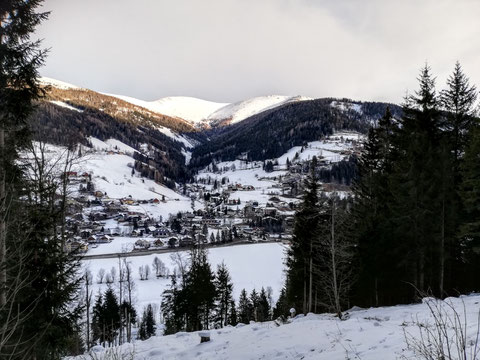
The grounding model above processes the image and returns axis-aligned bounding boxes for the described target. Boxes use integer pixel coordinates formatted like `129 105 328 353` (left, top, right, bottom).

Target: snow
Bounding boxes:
105 93 228 124
72 293 480 360
331 100 363 114
86 137 136 155
71 152 189 203
83 242 286 311
40 76 80 90
49 100 84 112
208 95 312 125
155 126 196 148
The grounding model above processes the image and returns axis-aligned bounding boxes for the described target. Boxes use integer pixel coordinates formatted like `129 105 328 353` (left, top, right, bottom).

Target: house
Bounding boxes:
87 235 97 243
179 236 194 247
94 191 105 198
152 226 170 237
97 234 112 243
134 239 150 250
153 238 166 248
64 240 88 253
263 207 277 217
195 233 207 244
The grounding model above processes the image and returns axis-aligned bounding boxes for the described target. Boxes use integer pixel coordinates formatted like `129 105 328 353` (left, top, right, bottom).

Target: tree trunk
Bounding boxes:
0 16 6 308
308 242 313 313
0 126 5 308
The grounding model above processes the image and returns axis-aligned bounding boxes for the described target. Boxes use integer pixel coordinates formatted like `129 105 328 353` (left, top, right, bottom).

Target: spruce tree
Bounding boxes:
102 288 121 346
388 64 444 299
139 304 156 340
285 156 320 313
214 262 233 328
237 289 252 324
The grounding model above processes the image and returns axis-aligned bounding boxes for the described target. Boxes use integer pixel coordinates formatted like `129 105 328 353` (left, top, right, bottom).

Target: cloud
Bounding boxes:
36 0 480 104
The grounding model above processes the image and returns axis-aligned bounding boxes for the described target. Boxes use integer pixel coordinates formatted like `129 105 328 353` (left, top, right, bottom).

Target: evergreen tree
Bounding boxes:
273 287 289 319
237 289 252 324
250 289 259 321
285 157 320 313
352 108 397 306
91 292 104 345
214 262 233 328
257 288 271 322
440 62 477 171
183 247 216 331
138 304 156 340
102 288 121 346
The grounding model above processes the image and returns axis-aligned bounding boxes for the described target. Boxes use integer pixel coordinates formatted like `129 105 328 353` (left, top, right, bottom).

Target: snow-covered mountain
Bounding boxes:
41 76 312 127
105 94 229 125
107 93 311 127
208 95 312 126
39 76 80 90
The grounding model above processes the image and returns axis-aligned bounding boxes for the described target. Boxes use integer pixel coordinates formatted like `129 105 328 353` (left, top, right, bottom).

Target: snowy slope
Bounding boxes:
40 76 80 90
208 95 312 125
73 294 480 360
106 94 228 125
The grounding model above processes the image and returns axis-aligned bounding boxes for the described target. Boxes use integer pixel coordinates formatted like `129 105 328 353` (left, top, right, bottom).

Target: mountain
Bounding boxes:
34 77 402 186
105 94 229 126
189 98 402 170
207 95 312 127
33 78 202 187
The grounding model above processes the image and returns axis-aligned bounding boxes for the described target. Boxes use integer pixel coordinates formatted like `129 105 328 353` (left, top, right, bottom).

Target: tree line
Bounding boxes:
161 248 281 334
284 62 480 317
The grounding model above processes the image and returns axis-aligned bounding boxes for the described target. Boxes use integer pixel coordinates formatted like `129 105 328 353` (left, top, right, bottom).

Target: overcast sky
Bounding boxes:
35 0 480 104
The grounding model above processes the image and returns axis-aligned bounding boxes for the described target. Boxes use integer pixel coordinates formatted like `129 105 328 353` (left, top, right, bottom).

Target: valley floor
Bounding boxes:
74 294 480 360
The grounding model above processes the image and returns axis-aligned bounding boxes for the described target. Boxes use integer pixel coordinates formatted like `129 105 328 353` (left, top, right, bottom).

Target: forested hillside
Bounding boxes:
189 98 401 170
28 87 207 185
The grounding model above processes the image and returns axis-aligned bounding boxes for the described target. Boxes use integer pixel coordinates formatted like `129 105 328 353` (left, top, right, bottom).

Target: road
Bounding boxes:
80 239 285 260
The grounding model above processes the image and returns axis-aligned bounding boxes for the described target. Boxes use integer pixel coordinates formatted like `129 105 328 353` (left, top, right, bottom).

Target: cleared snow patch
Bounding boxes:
49 100 83 113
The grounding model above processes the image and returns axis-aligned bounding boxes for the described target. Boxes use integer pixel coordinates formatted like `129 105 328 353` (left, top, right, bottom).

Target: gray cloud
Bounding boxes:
35 0 480 104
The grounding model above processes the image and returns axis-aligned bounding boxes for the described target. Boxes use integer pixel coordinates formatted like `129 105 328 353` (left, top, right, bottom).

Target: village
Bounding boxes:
62 132 363 257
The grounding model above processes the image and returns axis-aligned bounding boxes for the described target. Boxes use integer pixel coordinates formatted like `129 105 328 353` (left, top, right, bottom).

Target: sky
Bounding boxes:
35 0 480 104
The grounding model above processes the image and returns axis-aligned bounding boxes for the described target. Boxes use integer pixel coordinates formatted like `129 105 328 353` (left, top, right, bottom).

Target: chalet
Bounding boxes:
201 219 221 226
195 233 207 244
134 239 150 249
64 240 88 253
153 238 166 248
263 208 277 217
97 234 112 243
110 227 122 236
87 235 97 243
94 191 105 198
179 236 194 247
243 205 256 218
152 227 170 237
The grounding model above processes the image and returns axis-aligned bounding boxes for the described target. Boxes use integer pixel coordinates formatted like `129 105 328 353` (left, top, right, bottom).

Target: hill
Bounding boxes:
189 98 402 170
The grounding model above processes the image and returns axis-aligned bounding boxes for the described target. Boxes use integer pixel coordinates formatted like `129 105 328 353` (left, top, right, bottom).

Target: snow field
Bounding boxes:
82 243 287 314
74 294 480 360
